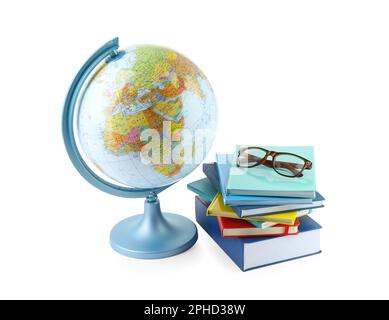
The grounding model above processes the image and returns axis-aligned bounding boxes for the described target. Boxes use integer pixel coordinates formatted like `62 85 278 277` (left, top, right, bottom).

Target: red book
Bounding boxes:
217 217 300 238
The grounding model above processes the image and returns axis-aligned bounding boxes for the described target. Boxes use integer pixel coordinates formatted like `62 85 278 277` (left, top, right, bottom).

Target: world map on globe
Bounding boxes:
77 45 217 189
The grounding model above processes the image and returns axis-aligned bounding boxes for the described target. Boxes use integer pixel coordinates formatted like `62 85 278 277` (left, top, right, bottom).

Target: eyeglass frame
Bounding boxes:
236 146 313 178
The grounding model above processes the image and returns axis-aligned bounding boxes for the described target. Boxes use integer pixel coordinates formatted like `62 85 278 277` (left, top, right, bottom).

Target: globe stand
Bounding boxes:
62 38 202 260
110 192 198 259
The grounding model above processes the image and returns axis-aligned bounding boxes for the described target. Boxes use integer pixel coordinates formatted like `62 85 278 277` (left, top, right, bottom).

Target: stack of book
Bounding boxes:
187 146 325 271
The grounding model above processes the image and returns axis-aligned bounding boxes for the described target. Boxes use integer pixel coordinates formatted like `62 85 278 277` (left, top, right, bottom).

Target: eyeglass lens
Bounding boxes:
238 148 266 167
273 154 305 177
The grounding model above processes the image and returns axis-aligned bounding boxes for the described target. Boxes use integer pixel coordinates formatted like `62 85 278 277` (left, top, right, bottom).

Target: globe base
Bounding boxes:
110 193 198 259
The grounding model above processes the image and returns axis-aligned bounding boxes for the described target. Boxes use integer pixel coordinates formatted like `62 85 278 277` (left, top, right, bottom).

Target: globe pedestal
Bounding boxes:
110 193 198 259
63 38 215 261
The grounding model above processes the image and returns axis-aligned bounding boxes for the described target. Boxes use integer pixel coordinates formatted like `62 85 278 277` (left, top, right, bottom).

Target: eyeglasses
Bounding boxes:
236 146 313 178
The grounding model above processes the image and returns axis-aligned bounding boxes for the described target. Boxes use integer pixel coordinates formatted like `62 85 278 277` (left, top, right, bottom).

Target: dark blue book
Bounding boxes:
195 196 322 271
233 193 324 217
203 162 324 216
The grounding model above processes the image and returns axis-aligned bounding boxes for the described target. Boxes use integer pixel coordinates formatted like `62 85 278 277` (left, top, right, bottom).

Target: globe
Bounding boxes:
77 44 217 190
63 38 217 259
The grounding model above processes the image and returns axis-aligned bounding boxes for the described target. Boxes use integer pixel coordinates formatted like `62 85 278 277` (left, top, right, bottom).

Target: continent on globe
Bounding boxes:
103 46 203 177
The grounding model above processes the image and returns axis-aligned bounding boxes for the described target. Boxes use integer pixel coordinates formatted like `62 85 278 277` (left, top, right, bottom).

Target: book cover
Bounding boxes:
208 192 303 225
226 146 316 198
218 216 300 238
195 196 322 271
203 161 312 206
187 178 217 202
233 192 324 217
207 193 279 228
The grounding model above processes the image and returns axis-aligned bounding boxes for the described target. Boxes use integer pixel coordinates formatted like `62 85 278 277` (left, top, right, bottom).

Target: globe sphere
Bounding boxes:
75 45 217 190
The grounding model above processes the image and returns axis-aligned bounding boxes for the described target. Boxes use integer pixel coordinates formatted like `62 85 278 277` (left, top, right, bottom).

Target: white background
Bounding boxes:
0 0 388 299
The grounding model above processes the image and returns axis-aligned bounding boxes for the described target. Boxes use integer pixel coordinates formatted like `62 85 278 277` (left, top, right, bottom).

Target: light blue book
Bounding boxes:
211 156 313 206
225 146 316 198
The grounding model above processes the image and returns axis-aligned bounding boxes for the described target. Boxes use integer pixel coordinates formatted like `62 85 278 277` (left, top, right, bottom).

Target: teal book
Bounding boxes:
247 220 278 229
187 178 217 202
225 146 316 198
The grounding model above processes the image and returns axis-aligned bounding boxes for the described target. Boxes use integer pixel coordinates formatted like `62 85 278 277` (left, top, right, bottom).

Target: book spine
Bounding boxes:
203 163 222 194
195 196 245 271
